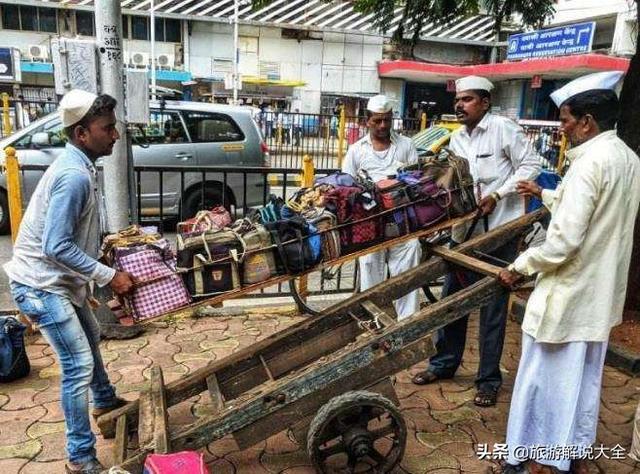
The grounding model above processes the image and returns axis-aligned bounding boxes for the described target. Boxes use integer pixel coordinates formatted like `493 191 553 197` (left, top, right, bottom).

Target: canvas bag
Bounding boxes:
314 171 357 188
398 170 451 229
264 217 321 274
143 451 210 474
302 208 341 262
324 185 382 253
114 242 191 322
177 206 232 236
408 148 476 218
232 218 279 285
176 230 245 298
0 316 30 383
375 177 414 239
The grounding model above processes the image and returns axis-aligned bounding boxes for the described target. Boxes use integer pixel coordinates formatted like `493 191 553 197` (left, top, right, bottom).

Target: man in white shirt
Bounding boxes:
342 95 421 319
497 72 640 474
412 76 540 408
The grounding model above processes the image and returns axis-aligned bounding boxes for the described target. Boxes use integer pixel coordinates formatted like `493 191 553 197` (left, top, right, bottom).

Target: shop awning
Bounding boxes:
378 54 630 83
241 77 306 87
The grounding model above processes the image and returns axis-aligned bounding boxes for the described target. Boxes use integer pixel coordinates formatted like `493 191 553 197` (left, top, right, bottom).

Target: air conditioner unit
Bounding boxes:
130 51 150 68
28 44 49 62
156 53 175 69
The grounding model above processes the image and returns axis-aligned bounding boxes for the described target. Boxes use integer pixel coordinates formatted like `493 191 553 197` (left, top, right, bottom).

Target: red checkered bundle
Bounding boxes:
114 241 191 322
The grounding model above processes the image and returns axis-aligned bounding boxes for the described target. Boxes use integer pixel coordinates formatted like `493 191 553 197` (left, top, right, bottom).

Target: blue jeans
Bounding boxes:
10 282 116 464
428 242 517 393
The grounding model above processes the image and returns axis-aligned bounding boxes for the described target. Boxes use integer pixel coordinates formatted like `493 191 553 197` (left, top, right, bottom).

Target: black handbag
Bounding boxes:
0 316 30 383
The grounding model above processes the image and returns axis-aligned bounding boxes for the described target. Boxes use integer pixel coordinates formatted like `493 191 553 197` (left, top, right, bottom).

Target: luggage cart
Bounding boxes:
99 209 545 474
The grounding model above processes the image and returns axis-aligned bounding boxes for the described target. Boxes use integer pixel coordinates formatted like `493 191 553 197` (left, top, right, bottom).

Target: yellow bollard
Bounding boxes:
4 147 23 242
420 112 427 131
1 93 11 137
557 133 568 175
297 154 315 303
337 105 346 169
301 154 315 187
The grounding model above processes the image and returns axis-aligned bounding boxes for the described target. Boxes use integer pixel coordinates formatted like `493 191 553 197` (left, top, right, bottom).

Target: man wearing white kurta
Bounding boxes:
342 95 421 320
412 76 540 408
498 71 640 474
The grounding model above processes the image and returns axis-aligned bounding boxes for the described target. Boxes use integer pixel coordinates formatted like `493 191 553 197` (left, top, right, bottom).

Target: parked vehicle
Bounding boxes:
0 100 270 233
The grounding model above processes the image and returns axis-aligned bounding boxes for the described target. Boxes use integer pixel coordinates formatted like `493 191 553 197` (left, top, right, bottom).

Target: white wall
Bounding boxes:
188 23 383 112
550 0 632 24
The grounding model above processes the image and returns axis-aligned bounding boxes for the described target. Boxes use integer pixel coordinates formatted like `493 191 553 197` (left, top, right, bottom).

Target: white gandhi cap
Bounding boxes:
367 95 393 113
455 75 494 93
549 71 624 107
59 89 99 127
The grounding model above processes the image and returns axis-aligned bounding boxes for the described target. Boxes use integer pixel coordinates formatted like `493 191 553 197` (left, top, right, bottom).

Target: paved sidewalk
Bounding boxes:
0 306 638 473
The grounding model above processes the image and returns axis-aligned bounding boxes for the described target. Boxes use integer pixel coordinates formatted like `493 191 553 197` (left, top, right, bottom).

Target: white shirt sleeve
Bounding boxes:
407 140 419 165
342 144 359 177
541 188 560 211
496 122 542 199
513 157 600 276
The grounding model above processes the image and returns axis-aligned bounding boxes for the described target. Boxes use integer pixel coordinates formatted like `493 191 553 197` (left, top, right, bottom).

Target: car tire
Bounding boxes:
0 191 11 235
181 185 233 221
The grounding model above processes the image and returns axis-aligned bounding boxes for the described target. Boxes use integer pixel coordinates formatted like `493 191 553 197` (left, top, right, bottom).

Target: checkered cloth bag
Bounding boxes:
114 242 191 322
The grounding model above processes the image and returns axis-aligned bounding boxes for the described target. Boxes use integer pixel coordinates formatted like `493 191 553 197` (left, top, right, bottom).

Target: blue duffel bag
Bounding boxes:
0 316 30 383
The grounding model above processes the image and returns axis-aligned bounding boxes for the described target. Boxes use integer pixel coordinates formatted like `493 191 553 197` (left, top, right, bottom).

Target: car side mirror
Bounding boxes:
31 132 51 147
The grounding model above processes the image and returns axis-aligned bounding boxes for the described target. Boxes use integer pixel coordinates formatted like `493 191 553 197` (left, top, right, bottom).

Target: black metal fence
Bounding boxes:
0 98 59 138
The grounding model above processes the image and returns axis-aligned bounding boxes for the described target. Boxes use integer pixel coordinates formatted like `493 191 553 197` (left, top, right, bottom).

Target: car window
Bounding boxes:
133 110 188 145
12 119 67 149
183 112 244 143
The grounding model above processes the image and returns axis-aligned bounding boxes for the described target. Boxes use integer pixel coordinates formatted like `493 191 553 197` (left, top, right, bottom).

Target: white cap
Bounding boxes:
550 71 624 107
455 76 494 93
367 95 393 113
59 89 98 127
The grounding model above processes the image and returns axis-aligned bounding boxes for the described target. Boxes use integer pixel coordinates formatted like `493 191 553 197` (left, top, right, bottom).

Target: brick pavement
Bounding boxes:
1 306 638 473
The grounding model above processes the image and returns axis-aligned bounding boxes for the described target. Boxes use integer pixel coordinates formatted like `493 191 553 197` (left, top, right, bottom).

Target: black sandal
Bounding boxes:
411 370 440 385
474 389 498 407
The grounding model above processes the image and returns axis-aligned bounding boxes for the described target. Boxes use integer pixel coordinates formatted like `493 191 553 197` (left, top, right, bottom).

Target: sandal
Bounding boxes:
474 389 498 407
411 370 441 385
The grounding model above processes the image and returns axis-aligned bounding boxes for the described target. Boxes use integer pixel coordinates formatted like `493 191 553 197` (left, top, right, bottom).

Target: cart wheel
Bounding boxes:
290 262 359 316
306 390 407 473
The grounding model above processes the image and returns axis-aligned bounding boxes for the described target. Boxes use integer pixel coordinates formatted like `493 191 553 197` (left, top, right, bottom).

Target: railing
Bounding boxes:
519 120 566 173
0 97 59 138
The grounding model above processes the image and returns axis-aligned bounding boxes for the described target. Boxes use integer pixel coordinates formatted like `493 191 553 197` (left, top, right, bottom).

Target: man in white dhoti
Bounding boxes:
341 95 421 319
497 71 640 474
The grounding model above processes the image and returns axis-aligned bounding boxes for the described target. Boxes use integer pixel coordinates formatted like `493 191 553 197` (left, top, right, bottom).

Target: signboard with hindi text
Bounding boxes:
507 22 596 61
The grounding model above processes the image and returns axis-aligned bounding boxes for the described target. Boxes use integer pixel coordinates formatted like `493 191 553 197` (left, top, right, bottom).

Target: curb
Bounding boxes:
267 174 302 187
510 296 640 375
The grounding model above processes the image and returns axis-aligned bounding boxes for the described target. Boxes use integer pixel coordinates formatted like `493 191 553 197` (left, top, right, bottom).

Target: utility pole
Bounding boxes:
94 1 129 231
232 0 239 104
150 0 157 100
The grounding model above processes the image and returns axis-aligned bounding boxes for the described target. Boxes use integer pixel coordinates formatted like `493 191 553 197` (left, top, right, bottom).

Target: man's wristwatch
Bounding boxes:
490 191 501 202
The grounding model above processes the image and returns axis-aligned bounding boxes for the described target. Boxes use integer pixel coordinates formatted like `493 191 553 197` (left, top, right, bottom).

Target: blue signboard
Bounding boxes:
0 47 15 82
507 22 596 61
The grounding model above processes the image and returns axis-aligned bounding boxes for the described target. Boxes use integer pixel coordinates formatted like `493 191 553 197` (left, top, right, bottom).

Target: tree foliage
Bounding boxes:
351 0 555 46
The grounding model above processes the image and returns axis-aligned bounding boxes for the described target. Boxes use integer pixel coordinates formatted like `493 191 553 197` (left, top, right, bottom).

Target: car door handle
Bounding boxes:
174 153 192 161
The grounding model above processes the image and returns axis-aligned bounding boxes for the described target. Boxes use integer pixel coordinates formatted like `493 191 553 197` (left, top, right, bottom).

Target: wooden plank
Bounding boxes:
137 390 154 448
218 320 360 399
259 355 275 381
97 209 547 439
113 414 129 465
287 377 398 447
430 245 504 277
206 373 225 415
360 300 397 329
150 366 170 454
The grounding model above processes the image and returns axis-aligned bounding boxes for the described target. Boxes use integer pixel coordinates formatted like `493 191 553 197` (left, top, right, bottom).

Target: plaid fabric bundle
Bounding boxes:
114 243 191 322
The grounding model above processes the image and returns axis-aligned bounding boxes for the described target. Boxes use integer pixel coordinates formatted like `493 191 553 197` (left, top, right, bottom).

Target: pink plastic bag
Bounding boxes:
143 451 209 474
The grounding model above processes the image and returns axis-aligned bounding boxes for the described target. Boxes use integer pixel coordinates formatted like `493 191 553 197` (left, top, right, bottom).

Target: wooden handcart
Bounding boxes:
99 209 546 474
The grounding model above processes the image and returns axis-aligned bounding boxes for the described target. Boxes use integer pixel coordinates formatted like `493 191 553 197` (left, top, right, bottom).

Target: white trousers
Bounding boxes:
506 332 607 471
358 239 421 320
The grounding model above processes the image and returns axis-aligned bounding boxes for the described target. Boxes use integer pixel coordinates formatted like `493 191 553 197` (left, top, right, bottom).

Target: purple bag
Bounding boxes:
114 243 191 322
314 171 357 188
399 172 451 229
